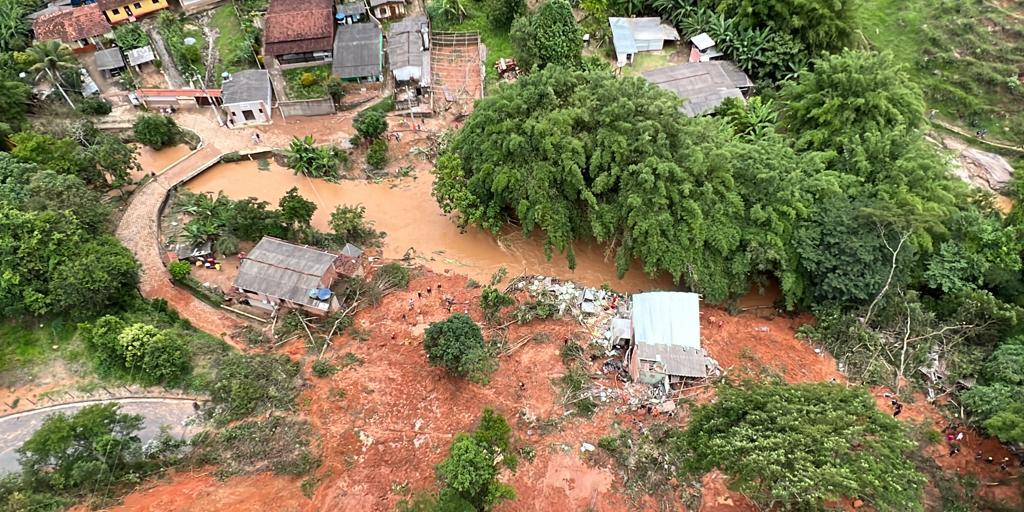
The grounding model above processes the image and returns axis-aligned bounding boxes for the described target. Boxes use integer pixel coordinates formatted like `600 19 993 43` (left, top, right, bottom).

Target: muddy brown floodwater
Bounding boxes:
186 159 677 292
134 144 193 179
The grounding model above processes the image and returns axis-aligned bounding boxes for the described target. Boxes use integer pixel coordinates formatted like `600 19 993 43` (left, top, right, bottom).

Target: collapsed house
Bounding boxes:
233 237 341 316
626 292 708 391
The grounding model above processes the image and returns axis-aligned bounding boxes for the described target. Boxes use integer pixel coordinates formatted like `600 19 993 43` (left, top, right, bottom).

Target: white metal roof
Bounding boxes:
690 32 715 51
632 292 700 349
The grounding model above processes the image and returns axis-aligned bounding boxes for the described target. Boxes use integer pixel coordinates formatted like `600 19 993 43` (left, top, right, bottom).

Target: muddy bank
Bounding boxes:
185 159 677 292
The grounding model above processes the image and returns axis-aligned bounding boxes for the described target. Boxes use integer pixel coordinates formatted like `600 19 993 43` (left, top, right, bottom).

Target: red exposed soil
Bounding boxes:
105 471 308 512
102 270 1023 512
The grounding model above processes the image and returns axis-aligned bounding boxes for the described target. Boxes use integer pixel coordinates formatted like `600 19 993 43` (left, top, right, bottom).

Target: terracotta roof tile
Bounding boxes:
33 4 111 44
263 0 333 54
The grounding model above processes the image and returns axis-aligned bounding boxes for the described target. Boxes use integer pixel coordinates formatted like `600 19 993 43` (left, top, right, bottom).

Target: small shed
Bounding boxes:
641 61 753 117
220 69 272 128
627 292 707 388
234 237 341 316
125 45 156 68
332 23 382 81
609 17 680 67
688 32 723 62
175 240 213 260
94 47 125 76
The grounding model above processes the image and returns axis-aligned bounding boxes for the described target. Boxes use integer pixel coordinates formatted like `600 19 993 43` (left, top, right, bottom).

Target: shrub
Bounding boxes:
423 313 496 383
113 23 150 50
282 135 342 179
354 109 388 140
311 359 337 377
300 72 316 87
325 77 346 102
76 97 112 116
169 260 191 281
479 286 515 322
366 139 389 169
133 114 179 149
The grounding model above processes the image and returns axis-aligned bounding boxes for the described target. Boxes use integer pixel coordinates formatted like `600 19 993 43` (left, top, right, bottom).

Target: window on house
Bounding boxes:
134 2 142 8
111 7 120 14
152 0 159 3
243 110 256 121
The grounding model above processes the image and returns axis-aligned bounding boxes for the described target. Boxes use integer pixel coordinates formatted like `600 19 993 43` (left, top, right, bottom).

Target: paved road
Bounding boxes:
115 144 244 348
0 398 202 474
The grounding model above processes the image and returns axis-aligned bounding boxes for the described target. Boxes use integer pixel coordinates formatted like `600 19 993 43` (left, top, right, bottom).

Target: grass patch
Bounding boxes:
283 64 332 100
620 49 677 77
210 5 256 85
856 0 1024 141
0 320 78 372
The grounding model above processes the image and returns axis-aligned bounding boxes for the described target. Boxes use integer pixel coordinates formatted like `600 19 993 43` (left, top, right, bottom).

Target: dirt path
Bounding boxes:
931 118 1024 155
116 143 243 346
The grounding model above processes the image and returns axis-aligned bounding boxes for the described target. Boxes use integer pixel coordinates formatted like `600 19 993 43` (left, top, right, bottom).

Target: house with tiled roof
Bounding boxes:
32 4 112 49
263 0 334 67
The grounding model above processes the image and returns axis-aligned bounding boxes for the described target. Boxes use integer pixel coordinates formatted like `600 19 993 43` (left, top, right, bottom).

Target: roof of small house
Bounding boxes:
609 17 679 55
221 69 271 105
33 4 110 44
632 292 705 378
96 0 134 9
641 61 753 117
387 16 430 84
690 32 715 51
369 0 404 6
332 23 381 79
234 237 338 307
264 0 334 56
94 47 125 70
125 45 155 66
336 1 367 17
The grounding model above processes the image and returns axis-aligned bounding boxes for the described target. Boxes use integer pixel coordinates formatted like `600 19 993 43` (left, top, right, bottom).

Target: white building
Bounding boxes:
220 69 273 128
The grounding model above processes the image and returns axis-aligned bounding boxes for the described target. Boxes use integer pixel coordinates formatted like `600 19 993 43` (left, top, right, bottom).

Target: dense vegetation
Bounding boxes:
0 403 184 512
677 382 924 510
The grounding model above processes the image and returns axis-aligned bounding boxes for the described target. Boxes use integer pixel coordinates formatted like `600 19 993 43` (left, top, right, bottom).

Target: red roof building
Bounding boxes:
33 4 111 48
263 0 334 64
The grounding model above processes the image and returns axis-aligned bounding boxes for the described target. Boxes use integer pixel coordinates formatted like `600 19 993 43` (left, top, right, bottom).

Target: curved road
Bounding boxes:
0 398 202 473
116 143 244 347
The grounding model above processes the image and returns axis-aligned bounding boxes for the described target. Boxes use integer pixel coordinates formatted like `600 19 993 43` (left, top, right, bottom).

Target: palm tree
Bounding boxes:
24 40 79 108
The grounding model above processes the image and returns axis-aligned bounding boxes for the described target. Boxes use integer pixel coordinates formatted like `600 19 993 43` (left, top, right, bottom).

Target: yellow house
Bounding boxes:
97 0 169 24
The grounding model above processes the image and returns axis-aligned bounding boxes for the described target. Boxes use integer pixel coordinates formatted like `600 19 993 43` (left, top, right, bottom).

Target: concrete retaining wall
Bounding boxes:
279 97 336 117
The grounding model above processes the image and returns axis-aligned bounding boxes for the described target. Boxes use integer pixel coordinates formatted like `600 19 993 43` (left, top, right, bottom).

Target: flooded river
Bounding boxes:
186 159 677 292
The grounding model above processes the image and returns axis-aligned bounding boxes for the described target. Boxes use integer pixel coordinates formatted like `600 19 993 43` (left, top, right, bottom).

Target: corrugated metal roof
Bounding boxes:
126 45 156 66
234 237 338 307
387 16 429 84
609 17 637 55
332 23 382 79
641 61 751 117
95 47 125 70
610 17 679 57
633 292 701 348
340 243 363 258
637 344 707 378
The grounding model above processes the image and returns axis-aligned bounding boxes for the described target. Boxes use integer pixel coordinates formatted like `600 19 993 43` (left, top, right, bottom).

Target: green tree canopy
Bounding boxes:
133 114 180 149
962 337 1024 443
510 0 582 71
423 313 494 383
278 186 317 228
676 382 924 511
17 403 145 492
353 109 388 140
486 0 526 29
